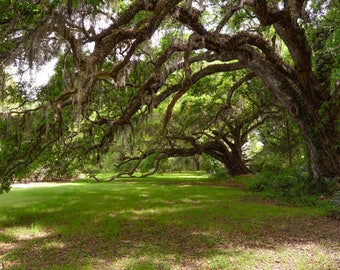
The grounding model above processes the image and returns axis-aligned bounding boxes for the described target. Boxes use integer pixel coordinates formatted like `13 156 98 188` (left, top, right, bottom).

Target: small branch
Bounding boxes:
215 72 255 122
215 0 253 34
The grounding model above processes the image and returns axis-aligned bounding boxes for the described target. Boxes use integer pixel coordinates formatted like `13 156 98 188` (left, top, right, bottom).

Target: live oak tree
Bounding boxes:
0 0 339 193
113 72 276 177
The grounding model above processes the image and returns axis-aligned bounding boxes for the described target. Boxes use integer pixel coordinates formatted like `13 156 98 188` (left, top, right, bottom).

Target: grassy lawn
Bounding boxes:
0 173 339 269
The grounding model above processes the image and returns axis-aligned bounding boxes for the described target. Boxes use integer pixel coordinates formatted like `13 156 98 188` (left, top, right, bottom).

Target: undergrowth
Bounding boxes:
241 166 339 208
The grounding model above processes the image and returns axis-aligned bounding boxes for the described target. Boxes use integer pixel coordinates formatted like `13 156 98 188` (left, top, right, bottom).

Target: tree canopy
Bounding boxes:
0 0 339 193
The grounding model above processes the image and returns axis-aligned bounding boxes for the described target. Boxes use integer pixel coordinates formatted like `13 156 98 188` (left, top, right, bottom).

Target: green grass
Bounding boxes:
0 174 339 269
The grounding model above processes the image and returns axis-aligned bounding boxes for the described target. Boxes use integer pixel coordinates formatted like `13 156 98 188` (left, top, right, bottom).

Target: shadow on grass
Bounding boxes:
0 180 339 269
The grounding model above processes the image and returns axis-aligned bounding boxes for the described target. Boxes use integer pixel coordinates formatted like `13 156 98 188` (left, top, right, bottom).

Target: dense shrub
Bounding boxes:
244 166 322 205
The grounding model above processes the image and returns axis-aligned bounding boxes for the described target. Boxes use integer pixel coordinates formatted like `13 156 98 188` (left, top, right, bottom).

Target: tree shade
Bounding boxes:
0 0 339 193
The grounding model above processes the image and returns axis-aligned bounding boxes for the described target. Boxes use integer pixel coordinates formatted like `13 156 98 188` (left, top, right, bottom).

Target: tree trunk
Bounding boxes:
286 118 293 168
295 110 340 193
235 48 340 193
272 87 340 193
203 141 251 176
193 155 202 171
222 153 251 176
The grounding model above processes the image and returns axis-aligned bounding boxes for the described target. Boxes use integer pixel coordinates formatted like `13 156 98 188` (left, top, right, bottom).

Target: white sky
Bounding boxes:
8 58 58 88
31 58 59 86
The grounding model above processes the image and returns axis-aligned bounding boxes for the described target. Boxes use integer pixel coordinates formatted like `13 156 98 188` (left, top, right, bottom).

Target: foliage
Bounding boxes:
200 153 229 178
249 114 305 171
244 166 338 205
307 2 340 91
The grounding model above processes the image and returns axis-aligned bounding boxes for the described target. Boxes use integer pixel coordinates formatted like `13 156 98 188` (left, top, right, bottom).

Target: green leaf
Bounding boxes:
71 0 78 9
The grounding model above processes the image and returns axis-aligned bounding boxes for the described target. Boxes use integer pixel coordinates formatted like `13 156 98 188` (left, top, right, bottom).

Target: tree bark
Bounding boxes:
240 47 340 192
296 104 340 192
286 118 293 168
202 141 251 176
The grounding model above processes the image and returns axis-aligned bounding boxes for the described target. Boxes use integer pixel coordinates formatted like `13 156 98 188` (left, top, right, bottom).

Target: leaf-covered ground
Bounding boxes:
0 175 339 269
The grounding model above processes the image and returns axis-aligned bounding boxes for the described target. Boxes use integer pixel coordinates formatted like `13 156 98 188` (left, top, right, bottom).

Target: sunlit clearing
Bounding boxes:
203 243 338 269
128 205 202 218
43 241 65 249
97 254 177 269
4 224 50 241
11 182 83 189
154 173 208 179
